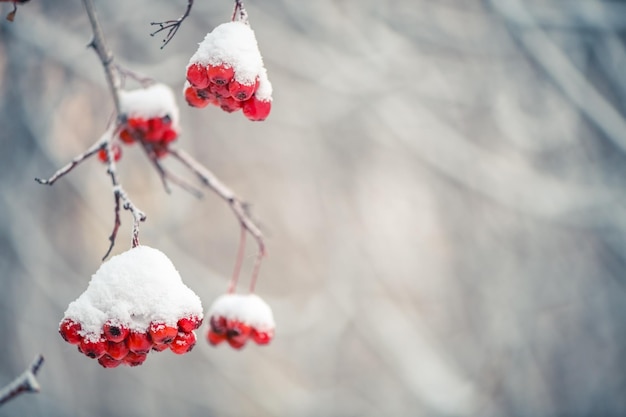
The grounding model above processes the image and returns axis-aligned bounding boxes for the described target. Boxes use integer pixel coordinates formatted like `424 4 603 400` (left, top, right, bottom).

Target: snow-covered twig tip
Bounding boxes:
0 355 44 407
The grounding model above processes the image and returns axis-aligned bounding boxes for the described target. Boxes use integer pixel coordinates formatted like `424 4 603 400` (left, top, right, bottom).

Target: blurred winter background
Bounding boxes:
1 0 626 416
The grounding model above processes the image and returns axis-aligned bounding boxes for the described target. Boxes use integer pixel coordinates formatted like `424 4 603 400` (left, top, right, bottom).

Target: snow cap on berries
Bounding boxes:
63 246 203 341
254 67 272 102
209 293 275 331
189 21 271 94
119 83 181 129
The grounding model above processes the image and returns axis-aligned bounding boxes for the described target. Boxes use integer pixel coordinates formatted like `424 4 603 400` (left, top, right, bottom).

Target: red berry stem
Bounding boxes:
249 244 264 293
228 226 247 294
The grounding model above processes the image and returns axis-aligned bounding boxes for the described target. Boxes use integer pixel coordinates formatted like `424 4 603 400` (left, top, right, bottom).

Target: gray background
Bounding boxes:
1 0 626 416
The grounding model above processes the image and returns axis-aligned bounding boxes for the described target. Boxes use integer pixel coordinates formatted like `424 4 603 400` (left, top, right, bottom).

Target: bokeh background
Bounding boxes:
2 0 626 416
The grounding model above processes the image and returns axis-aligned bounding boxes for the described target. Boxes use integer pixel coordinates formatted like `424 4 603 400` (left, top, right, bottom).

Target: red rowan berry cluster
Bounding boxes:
36 0 277 377
97 83 181 163
184 21 272 121
206 294 275 349
58 246 203 368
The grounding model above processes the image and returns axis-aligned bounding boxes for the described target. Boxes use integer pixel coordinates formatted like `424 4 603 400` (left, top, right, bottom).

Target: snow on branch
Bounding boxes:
0 355 44 407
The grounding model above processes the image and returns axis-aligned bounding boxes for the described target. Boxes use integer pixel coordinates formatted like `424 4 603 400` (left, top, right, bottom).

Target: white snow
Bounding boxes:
254 67 273 102
208 293 275 331
63 246 203 341
119 83 180 128
188 21 267 86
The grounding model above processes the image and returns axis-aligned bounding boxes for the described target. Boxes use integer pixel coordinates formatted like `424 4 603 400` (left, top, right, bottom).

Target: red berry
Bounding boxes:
185 86 210 108
218 96 242 113
79 337 107 359
207 64 234 86
227 337 247 349
187 63 210 89
228 80 256 102
242 97 272 121
59 319 82 345
161 128 178 144
128 331 153 354
177 316 202 333
149 322 178 344
102 322 129 343
106 340 130 361
145 117 167 142
124 351 147 367
128 117 149 132
207 330 226 346
98 144 122 163
209 316 227 335
208 83 231 99
170 331 197 355
152 343 169 352
251 328 274 345
98 354 123 369
226 320 251 349
151 143 169 159
119 129 135 144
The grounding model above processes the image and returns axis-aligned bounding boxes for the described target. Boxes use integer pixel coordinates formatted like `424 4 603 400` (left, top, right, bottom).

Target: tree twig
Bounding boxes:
82 0 122 119
139 141 204 198
150 0 194 49
232 0 248 23
168 148 267 265
0 355 44 407
37 1 147 260
35 138 105 186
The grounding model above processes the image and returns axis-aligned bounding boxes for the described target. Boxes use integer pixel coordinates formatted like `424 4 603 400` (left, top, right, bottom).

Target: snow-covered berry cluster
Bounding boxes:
58 246 203 368
206 293 275 349
185 21 272 121
98 83 181 163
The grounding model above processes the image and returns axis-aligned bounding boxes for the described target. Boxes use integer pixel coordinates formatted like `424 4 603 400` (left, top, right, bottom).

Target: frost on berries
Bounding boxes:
185 21 273 121
206 294 275 349
117 83 181 158
59 246 203 368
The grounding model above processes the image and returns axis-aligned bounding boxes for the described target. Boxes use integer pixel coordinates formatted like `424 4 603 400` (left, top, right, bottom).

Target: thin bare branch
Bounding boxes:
115 64 156 89
35 138 105 186
232 0 248 23
0 355 44 407
168 148 267 263
82 0 122 119
38 0 149 259
137 138 204 198
150 0 194 49
103 139 147 259
103 184 122 260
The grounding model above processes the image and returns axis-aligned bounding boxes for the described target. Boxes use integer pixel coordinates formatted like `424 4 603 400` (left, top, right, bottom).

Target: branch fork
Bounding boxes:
36 0 267 281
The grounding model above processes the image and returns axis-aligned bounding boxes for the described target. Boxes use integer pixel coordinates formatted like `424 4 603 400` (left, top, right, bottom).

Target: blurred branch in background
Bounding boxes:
0 356 44 407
